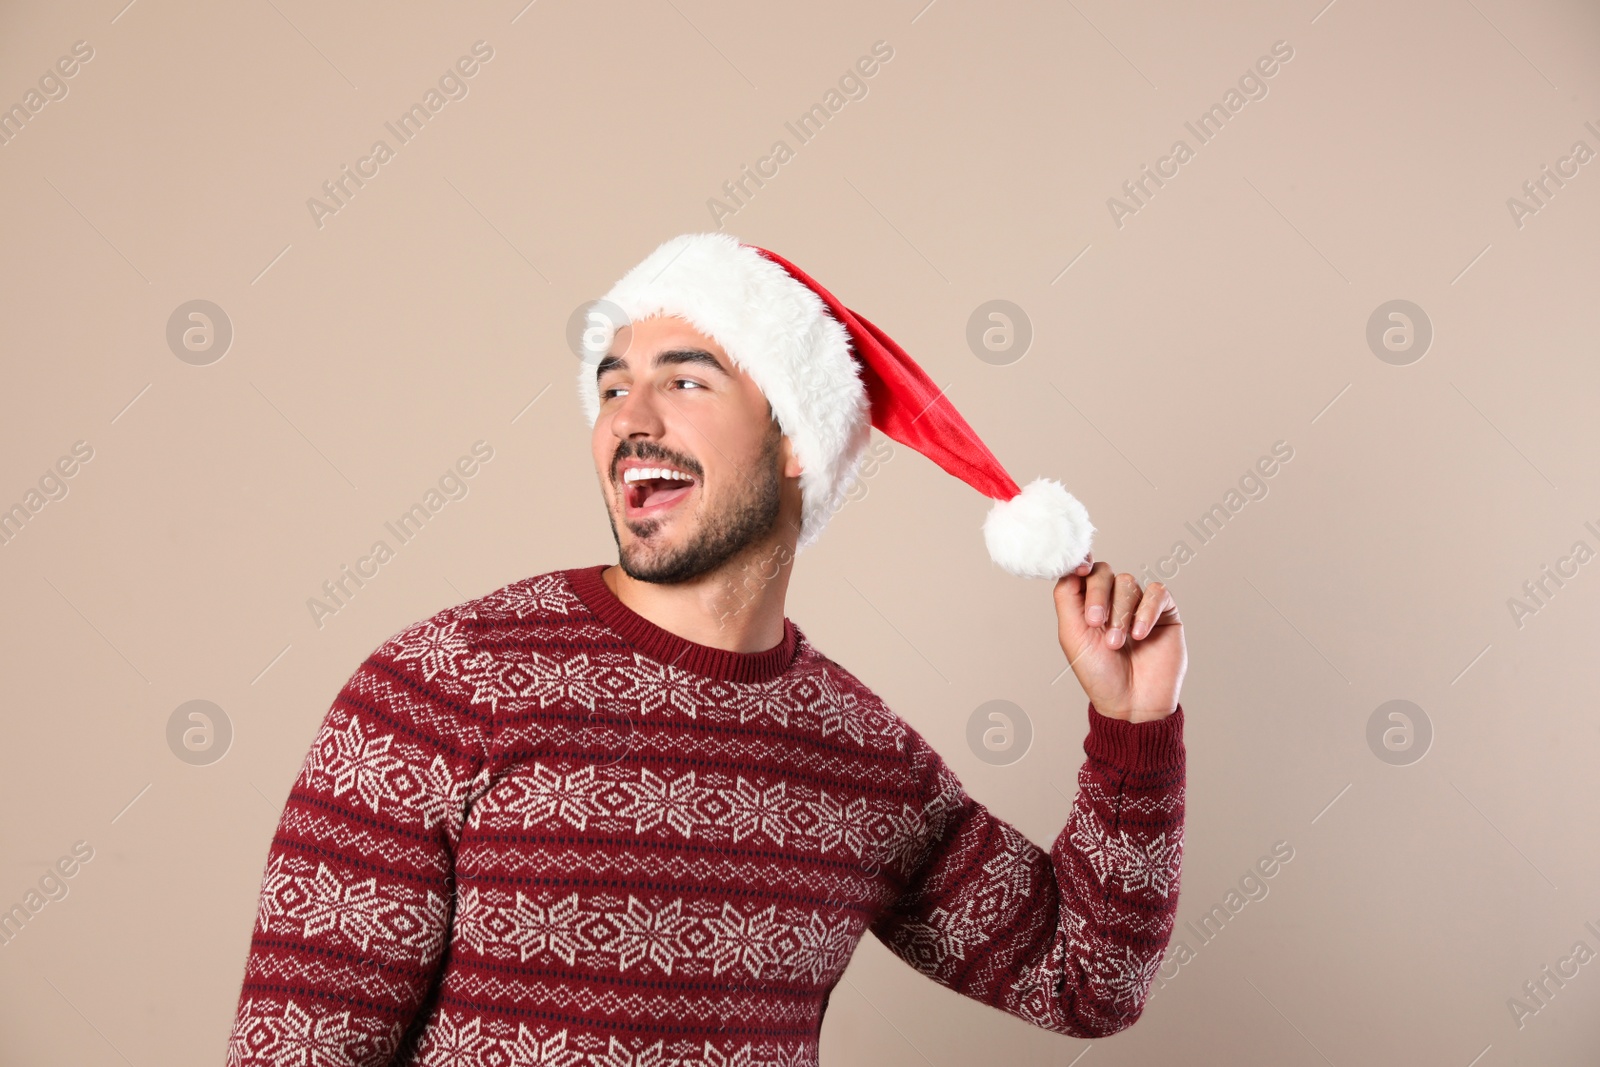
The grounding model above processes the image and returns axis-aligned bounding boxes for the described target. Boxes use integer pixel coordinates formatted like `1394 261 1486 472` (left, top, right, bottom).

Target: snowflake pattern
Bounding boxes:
390 754 465 830
489 573 585 620
587 1036 670 1067
1068 803 1183 899
812 668 865 746
717 776 801 847
290 864 395 951
720 674 797 728
700 902 784 978
253 856 448 962
227 998 400 1067
980 822 1041 910
807 790 873 859
609 895 696 974
308 715 403 813
498 1023 587 1067
509 761 607 830
390 619 472 683
621 654 706 719
1080 939 1168 1010
786 912 856 986
886 892 989 975
619 767 712 838
417 1010 495 1063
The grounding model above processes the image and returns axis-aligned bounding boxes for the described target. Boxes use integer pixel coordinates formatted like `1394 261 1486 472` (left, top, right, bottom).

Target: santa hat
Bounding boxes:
575 232 1094 579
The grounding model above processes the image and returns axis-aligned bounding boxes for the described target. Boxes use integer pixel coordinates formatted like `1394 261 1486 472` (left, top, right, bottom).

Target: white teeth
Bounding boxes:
622 467 695 485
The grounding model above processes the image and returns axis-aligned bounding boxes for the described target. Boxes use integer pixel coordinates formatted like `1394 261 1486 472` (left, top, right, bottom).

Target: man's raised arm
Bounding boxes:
871 557 1189 1037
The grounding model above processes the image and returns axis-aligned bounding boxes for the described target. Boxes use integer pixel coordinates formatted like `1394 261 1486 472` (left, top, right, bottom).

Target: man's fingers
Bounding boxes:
1131 582 1173 640
1066 562 1180 651
1053 573 1092 649
1106 572 1141 647
1083 562 1114 626
1053 571 1084 609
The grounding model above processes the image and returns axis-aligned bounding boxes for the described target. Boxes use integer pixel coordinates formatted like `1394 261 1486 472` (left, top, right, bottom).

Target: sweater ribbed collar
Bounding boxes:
566 564 800 684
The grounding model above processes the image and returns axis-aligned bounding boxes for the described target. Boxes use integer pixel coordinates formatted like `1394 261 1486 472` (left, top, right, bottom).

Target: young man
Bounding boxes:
227 233 1187 1066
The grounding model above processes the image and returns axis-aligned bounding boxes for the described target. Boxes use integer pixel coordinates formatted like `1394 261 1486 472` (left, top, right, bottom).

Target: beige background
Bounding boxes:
3 0 1599 1062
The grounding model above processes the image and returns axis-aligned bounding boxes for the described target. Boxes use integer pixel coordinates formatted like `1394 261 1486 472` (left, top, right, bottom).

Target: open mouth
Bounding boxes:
622 467 697 517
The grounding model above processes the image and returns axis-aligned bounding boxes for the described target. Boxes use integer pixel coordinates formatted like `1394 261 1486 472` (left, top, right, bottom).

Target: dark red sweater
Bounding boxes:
228 564 1185 1065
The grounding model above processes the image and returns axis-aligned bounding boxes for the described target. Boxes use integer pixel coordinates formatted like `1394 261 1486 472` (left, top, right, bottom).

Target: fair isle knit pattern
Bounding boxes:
228 564 1186 1066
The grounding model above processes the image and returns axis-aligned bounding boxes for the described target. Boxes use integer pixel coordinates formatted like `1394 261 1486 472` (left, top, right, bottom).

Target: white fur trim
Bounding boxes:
982 477 1095 579
577 233 871 552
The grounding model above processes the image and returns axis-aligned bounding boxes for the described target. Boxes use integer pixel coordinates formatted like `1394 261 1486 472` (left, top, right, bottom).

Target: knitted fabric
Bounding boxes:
227 564 1186 1066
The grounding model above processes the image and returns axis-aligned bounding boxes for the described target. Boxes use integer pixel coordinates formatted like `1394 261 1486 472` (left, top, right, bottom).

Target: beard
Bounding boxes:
606 422 783 585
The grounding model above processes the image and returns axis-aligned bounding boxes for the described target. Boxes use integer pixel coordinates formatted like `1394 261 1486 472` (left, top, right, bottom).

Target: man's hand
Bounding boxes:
1053 554 1186 723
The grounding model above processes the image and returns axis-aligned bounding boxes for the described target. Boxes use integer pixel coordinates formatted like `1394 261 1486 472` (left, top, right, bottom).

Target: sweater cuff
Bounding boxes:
1084 701 1185 774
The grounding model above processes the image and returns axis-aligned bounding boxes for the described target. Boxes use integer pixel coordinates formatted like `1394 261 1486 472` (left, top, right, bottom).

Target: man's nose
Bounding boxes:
610 380 667 439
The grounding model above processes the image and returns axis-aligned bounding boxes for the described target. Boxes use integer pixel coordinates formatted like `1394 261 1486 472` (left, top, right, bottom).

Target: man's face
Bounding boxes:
591 315 802 584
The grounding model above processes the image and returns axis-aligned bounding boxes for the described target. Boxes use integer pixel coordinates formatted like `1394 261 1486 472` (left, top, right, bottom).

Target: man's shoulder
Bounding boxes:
793 638 941 762
328 566 603 737
366 565 599 669
449 566 594 628
796 641 877 700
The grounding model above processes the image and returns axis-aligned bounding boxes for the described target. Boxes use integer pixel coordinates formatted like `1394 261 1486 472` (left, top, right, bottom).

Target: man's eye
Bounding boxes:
600 379 702 400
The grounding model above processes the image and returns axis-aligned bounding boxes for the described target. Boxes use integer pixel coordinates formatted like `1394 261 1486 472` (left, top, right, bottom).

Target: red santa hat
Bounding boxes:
575 232 1094 579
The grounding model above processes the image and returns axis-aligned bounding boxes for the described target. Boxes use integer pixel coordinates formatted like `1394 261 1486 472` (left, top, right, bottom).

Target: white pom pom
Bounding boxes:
982 477 1095 579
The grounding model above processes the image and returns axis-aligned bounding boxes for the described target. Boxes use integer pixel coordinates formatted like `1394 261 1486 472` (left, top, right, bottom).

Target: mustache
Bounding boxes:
613 442 703 481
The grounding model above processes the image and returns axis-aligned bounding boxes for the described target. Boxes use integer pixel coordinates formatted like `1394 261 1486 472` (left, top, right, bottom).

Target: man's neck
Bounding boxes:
601 542 795 654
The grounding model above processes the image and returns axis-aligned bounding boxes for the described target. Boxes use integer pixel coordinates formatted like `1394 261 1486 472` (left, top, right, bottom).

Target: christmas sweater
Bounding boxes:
228 563 1186 1066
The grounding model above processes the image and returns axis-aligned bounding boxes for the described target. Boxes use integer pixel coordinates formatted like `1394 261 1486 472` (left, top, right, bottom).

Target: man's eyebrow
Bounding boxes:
595 348 731 384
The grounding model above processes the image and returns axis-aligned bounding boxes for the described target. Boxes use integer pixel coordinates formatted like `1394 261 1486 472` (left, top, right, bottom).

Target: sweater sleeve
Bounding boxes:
867 701 1185 1038
226 618 492 1066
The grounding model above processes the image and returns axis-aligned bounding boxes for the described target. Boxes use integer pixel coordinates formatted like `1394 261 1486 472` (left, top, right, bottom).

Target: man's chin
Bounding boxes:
618 549 697 585
618 513 684 554
616 528 697 584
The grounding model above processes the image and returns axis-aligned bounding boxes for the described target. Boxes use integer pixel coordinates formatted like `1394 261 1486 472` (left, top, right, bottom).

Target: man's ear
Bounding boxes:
778 426 804 479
